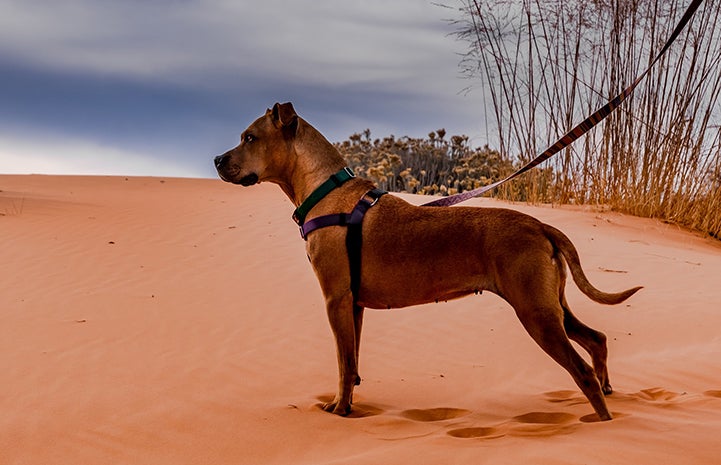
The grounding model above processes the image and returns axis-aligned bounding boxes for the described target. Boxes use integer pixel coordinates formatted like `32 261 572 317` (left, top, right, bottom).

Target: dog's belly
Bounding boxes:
358 287 482 309
357 249 495 309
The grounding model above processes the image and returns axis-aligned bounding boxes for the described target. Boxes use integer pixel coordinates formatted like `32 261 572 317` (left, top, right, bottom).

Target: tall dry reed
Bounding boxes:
447 0 721 238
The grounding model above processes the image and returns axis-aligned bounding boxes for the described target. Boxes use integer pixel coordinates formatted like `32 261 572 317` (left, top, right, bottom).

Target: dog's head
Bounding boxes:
214 102 299 186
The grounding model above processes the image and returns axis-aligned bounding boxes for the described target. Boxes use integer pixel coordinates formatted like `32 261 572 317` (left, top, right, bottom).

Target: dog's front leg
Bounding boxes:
322 291 359 416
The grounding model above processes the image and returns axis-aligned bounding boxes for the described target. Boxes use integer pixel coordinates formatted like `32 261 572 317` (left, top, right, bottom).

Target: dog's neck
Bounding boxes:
276 120 347 208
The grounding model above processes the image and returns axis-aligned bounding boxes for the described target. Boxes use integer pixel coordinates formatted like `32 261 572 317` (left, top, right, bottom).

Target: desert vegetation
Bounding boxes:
339 0 721 240
335 128 546 198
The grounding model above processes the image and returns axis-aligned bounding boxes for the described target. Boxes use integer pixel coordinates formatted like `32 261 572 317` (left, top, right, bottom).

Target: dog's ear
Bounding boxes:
270 102 298 132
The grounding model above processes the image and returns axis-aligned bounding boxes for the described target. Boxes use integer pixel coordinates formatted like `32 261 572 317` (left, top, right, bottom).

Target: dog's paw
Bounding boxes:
598 377 613 395
321 399 352 416
602 383 613 395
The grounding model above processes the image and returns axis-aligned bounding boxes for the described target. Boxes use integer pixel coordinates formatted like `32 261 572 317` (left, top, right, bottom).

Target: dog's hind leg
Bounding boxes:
556 260 612 394
513 303 612 420
561 297 612 395
322 292 359 416
502 255 612 420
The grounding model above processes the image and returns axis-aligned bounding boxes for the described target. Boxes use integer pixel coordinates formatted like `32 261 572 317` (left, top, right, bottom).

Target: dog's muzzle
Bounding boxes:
214 154 259 186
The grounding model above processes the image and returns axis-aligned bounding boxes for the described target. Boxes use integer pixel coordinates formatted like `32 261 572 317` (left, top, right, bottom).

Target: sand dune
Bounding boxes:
2 174 721 464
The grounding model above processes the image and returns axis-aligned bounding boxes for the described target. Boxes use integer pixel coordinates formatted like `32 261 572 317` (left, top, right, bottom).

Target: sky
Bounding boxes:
0 0 488 178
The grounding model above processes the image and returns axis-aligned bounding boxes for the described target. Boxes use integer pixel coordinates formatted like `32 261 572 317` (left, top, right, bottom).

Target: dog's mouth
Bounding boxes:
216 169 259 186
237 173 259 186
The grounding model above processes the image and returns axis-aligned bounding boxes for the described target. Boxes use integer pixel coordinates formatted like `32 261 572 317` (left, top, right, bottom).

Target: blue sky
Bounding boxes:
0 0 487 178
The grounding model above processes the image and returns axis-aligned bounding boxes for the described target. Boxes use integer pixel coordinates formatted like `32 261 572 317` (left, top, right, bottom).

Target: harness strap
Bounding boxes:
299 188 386 239
300 188 387 304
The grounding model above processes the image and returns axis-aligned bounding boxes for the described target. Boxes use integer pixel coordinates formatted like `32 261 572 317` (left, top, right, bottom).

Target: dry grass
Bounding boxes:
436 0 721 239
335 129 518 197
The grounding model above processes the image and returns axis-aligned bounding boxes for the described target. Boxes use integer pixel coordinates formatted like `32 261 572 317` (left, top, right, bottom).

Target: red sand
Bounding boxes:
2 174 721 464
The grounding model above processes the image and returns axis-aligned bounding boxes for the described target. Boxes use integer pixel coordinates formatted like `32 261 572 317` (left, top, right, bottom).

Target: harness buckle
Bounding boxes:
362 188 385 207
330 167 356 186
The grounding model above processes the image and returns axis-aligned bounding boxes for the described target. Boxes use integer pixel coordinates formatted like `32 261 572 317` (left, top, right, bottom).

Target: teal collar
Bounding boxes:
292 167 355 225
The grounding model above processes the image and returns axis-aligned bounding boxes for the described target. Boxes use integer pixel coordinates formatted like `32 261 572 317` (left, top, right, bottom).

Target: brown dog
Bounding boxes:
214 102 641 421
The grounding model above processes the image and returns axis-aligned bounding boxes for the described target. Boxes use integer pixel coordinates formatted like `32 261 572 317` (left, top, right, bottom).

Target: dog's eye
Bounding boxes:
243 134 256 144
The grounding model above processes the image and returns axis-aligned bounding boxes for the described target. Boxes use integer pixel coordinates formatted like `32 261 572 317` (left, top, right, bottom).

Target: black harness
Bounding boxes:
292 168 386 304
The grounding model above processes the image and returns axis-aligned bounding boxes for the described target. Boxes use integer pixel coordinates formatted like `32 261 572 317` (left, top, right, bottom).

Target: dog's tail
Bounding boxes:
543 224 642 305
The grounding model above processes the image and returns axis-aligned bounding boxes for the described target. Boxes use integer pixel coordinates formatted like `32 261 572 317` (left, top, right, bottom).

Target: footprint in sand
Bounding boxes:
509 411 583 436
400 407 471 422
636 387 682 402
608 387 682 412
447 411 580 440
543 390 589 406
398 407 509 440
447 426 505 440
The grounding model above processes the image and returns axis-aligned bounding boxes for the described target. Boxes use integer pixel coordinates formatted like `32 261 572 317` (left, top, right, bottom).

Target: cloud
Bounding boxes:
0 0 462 91
0 1 489 178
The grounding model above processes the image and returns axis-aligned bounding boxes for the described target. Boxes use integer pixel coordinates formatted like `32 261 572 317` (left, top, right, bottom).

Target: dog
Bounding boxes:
214 102 641 421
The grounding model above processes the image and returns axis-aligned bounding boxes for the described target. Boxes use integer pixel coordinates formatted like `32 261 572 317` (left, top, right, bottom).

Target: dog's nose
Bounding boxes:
214 154 228 170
